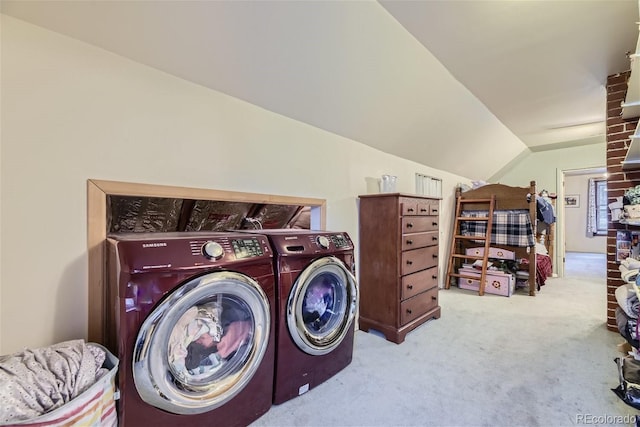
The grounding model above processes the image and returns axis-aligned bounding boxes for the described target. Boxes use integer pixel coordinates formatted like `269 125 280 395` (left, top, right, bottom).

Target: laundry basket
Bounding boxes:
0 342 119 427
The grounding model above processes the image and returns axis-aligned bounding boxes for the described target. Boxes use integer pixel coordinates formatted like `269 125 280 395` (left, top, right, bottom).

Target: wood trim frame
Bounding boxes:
87 179 327 344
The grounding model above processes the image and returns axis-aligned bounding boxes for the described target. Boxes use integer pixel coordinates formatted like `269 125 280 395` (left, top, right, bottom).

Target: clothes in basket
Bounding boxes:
0 340 118 427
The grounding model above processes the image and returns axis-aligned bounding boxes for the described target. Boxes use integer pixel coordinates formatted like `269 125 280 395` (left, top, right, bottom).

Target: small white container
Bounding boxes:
380 175 397 193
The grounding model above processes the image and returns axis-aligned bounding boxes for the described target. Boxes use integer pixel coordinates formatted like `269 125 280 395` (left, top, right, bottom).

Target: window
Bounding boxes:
415 173 442 198
587 178 607 236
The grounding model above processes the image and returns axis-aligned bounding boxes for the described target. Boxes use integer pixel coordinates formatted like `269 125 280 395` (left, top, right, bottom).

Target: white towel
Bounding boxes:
623 258 640 270
621 267 640 284
617 285 637 318
624 270 639 284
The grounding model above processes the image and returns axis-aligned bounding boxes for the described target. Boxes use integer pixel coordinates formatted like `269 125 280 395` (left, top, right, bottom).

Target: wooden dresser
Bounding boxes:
357 193 441 344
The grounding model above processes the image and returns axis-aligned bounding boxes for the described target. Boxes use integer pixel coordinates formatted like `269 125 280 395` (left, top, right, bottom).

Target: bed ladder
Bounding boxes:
445 195 496 295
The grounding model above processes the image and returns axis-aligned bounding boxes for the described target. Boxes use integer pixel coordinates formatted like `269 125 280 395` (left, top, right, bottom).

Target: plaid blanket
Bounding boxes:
460 210 534 247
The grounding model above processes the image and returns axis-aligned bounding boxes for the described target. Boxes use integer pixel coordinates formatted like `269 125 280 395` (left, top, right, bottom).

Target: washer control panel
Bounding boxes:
307 232 352 252
112 232 272 272
231 237 264 259
331 234 350 249
233 230 353 254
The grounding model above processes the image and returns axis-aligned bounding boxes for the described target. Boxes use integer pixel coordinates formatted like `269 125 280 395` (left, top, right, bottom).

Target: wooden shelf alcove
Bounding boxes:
87 179 326 344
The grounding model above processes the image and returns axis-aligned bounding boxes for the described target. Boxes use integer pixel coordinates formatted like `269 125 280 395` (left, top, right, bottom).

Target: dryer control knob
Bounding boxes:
202 241 224 259
317 236 330 249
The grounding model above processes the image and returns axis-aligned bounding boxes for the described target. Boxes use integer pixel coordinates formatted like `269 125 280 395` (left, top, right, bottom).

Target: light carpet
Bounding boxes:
250 253 633 427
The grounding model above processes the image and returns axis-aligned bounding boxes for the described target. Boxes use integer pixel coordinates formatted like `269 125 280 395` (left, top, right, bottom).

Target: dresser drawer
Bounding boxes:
429 203 439 216
402 231 438 251
401 245 439 275
416 202 431 215
401 200 419 216
400 287 439 325
401 266 438 300
400 198 432 215
402 216 439 233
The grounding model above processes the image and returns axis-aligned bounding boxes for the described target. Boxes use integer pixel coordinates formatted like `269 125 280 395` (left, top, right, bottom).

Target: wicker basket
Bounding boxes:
5 344 119 427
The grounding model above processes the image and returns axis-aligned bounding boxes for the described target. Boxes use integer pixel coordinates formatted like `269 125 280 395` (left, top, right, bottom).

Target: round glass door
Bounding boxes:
286 256 358 355
132 271 270 415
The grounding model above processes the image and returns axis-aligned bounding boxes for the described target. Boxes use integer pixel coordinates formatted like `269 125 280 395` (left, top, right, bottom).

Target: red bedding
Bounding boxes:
536 253 553 288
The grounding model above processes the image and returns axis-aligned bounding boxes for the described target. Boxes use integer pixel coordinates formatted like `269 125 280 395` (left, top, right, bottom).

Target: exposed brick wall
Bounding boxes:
607 70 639 331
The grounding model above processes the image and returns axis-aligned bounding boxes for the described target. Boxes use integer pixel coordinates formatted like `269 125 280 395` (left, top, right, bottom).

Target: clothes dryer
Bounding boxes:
240 229 358 404
105 232 275 427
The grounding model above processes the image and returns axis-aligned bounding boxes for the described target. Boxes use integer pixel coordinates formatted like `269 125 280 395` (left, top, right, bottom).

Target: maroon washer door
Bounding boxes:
132 271 271 414
286 256 358 356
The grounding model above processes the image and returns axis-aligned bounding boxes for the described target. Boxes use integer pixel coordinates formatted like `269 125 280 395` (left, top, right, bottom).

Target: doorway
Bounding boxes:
557 167 607 278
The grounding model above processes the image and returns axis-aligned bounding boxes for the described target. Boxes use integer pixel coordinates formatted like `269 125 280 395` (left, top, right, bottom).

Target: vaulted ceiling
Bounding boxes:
2 0 638 179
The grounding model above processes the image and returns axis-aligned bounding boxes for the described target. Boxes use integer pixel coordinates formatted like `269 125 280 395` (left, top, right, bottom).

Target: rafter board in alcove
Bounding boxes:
86 179 327 344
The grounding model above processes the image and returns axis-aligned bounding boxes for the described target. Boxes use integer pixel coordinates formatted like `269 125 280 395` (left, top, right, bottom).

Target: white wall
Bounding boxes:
563 173 607 253
0 16 470 354
493 143 605 192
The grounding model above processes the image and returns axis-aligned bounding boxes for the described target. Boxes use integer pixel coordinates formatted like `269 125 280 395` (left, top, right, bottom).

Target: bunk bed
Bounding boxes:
452 181 546 296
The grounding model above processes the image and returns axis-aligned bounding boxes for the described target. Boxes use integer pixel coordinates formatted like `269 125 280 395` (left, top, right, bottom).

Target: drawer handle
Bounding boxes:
432 254 438 258
432 236 438 241
420 208 427 212
406 239 413 245
432 209 438 214
432 222 438 226
406 260 413 265
431 295 437 301
407 208 414 212
406 309 412 314
432 275 437 279
406 223 414 228
407 284 414 290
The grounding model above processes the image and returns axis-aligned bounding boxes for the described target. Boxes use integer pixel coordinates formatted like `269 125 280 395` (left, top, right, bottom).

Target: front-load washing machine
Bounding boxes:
239 229 358 404
105 232 275 427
